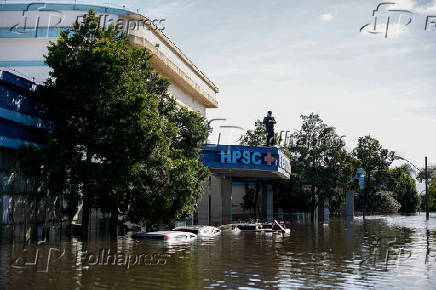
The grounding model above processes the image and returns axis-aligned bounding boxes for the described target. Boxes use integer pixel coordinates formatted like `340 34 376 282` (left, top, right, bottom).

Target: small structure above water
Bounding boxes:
197 144 291 226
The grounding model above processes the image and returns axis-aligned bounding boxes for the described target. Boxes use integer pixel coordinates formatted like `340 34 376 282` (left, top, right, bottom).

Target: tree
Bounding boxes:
239 119 268 146
19 10 210 238
386 167 419 213
398 163 416 176
417 166 436 182
122 103 210 226
428 178 436 211
274 174 311 213
284 113 358 220
352 136 395 219
16 146 81 230
363 191 401 214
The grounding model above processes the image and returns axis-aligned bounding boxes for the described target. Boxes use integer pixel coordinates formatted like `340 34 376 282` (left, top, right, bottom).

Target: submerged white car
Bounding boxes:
172 225 221 237
230 222 290 234
132 231 197 242
262 223 291 234
231 224 264 232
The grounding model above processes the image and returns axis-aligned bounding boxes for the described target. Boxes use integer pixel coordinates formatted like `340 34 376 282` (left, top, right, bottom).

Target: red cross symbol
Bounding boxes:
264 152 275 166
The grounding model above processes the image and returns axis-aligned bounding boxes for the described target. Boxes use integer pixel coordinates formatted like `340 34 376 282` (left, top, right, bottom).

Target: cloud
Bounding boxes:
320 13 333 22
394 0 416 10
395 0 436 14
416 0 436 14
373 0 436 14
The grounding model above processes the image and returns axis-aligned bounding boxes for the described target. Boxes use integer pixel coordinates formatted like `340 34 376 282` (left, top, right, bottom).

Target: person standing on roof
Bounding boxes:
263 111 276 146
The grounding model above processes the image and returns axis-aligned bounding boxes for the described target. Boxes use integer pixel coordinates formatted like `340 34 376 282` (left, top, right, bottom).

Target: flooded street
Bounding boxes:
2 214 436 289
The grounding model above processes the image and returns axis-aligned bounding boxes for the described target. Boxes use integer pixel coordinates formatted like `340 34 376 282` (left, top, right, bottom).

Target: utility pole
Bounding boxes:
425 156 429 220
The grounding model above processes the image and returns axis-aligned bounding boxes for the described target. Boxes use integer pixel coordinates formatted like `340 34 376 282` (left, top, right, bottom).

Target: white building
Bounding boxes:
0 3 292 231
0 2 219 115
0 2 220 234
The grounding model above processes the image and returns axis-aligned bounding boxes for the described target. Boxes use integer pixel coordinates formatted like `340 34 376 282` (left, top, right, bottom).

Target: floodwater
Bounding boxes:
2 214 436 289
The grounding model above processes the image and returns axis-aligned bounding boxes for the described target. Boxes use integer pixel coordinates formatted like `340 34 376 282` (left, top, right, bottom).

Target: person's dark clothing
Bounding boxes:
263 116 276 133
266 135 275 146
263 116 276 146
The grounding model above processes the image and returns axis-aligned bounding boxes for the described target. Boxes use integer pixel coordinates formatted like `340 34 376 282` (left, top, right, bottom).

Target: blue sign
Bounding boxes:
220 150 273 166
355 168 375 189
200 144 291 178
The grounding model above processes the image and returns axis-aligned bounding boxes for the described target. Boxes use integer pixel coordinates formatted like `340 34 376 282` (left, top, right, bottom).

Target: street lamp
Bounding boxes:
394 155 429 220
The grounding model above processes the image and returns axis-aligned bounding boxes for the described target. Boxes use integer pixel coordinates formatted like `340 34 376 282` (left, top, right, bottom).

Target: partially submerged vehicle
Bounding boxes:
231 223 263 232
262 223 291 234
131 231 197 242
230 220 290 234
172 225 221 237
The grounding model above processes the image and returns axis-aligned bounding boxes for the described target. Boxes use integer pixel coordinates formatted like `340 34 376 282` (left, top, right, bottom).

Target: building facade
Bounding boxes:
197 145 291 225
0 3 219 238
0 2 218 114
0 3 291 237
0 70 53 240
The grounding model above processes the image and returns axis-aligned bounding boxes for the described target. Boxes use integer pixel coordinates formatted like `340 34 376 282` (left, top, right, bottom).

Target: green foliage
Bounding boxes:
417 166 436 183
386 167 419 213
280 113 359 213
274 177 311 213
416 166 436 211
17 10 210 228
398 163 416 176
429 178 436 210
239 120 268 146
352 136 394 183
240 116 419 217
355 191 401 214
16 146 81 219
352 136 395 216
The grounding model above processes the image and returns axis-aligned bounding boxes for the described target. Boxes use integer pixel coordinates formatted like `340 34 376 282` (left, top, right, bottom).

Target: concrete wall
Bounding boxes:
168 84 206 115
196 177 210 225
197 174 222 226
210 175 222 225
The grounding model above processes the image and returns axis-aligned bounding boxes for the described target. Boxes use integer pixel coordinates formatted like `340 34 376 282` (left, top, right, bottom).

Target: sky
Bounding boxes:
119 0 436 172
10 0 436 172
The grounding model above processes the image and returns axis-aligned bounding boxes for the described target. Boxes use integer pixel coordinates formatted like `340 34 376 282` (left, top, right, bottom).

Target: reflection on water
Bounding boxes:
1 214 436 289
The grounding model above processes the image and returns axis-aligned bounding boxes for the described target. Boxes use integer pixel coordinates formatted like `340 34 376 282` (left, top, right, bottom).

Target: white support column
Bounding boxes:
197 177 210 225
